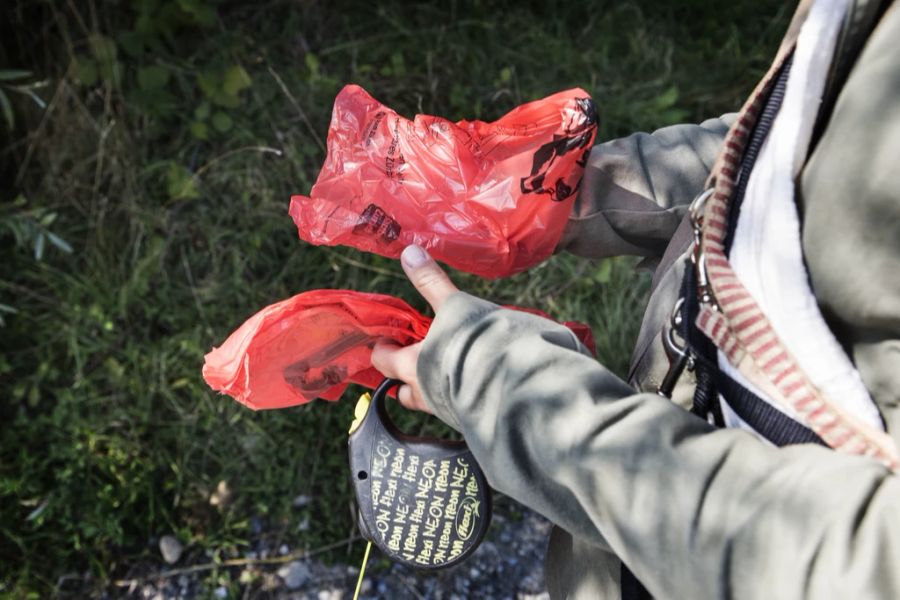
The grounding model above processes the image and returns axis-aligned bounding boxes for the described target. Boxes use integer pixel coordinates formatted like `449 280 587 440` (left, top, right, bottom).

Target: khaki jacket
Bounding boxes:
416 0 900 598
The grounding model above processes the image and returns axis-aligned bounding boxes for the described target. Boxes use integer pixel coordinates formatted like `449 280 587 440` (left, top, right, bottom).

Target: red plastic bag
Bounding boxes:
202 289 595 410
290 85 597 278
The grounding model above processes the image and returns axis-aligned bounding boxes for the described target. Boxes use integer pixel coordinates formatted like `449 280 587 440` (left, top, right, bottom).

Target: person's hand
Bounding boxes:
371 245 458 413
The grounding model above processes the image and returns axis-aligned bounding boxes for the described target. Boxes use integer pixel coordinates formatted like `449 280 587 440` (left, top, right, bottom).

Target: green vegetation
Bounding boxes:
1 0 788 595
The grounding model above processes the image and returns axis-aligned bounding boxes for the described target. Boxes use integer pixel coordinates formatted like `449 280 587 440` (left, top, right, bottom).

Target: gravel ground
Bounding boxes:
126 503 552 600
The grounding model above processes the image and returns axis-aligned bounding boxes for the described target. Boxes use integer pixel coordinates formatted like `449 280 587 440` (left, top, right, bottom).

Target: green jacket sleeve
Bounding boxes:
417 292 900 599
559 115 734 259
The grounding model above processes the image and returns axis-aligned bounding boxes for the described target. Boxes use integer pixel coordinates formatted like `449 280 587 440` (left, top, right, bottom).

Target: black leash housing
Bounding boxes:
348 379 492 570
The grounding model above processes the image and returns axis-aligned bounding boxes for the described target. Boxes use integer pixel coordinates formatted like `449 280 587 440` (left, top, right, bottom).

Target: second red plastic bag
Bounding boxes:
290 85 598 278
202 289 595 410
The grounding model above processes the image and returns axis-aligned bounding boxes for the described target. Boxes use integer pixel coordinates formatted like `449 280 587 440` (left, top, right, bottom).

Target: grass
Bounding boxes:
1 0 788 596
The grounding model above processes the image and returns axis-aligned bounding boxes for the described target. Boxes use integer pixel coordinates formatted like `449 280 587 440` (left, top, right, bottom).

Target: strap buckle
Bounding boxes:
689 188 716 306
657 297 695 398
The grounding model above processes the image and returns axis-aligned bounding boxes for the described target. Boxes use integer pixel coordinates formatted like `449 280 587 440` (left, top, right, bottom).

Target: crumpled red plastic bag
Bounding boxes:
202 289 595 410
289 85 597 278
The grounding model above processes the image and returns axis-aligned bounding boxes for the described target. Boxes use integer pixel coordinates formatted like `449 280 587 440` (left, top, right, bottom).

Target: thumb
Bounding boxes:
400 245 458 311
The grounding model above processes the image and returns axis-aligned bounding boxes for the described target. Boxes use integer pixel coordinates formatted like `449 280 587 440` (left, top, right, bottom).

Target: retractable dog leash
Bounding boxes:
347 379 492 597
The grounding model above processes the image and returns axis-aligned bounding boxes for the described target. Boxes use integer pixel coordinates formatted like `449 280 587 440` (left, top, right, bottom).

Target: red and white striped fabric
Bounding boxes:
693 2 899 470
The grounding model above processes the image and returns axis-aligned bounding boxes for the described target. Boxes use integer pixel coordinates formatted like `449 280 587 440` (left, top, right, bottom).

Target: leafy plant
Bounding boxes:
0 196 73 261
196 64 247 105
0 197 73 329
165 161 199 199
192 65 251 138
0 70 48 130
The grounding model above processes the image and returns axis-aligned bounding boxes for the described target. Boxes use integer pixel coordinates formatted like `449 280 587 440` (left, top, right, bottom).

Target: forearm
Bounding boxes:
560 115 735 259
417 292 900 598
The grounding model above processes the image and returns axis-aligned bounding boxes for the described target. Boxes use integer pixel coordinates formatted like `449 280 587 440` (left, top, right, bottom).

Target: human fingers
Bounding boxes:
371 341 420 383
400 245 458 312
371 341 431 413
397 384 430 413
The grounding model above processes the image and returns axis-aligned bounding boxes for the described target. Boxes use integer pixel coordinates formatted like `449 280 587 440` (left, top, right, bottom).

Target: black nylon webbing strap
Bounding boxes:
724 54 793 252
621 563 654 600
678 258 722 425
714 374 827 447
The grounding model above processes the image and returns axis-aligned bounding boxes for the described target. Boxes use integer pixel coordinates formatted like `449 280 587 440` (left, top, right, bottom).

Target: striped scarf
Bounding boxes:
692 1 899 470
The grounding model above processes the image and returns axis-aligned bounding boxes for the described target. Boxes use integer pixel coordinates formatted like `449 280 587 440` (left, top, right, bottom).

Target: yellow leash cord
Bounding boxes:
352 540 373 600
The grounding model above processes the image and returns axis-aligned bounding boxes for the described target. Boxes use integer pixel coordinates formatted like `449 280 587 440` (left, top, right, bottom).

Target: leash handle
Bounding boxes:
348 378 492 570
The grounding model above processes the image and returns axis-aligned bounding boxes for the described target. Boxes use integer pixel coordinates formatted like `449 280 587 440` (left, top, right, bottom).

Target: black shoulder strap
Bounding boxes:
715 375 826 446
621 562 654 600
